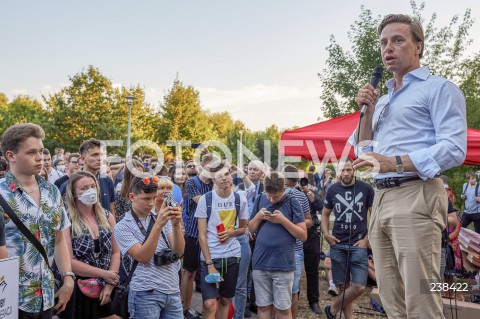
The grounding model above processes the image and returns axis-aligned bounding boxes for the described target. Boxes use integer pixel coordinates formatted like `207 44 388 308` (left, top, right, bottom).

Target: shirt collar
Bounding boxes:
5 171 49 193
386 66 430 89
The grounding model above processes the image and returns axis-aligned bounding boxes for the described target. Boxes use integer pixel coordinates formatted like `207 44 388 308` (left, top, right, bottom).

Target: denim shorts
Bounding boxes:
330 244 368 286
252 270 294 311
128 289 183 319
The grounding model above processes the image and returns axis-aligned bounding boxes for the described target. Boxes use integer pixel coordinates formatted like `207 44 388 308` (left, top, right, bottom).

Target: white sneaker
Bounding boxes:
327 284 338 296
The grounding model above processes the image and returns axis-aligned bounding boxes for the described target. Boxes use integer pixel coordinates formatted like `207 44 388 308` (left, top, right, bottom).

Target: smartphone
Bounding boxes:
216 223 226 243
164 193 177 207
264 210 273 216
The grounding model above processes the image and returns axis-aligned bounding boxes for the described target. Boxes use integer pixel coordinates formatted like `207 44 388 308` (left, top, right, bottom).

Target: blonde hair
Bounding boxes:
158 177 174 190
66 171 110 237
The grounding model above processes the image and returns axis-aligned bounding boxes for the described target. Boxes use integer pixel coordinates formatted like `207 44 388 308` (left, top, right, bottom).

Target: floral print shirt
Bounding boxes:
0 172 70 312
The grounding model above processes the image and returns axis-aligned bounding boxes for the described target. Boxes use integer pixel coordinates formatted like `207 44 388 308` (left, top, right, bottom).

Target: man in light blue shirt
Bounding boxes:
461 171 480 233
344 14 467 319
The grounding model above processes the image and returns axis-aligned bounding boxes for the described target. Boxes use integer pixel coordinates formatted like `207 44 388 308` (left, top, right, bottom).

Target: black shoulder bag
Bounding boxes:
0 194 61 289
111 211 154 318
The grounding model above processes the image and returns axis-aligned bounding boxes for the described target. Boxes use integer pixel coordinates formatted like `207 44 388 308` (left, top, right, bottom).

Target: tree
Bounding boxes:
0 95 49 138
318 1 476 119
460 52 480 129
44 65 156 153
156 79 216 160
0 93 8 107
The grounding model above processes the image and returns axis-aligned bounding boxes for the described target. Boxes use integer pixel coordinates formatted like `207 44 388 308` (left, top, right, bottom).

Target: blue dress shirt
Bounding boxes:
349 67 467 179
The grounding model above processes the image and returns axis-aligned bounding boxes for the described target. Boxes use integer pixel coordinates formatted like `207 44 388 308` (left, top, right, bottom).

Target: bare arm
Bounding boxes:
197 218 212 262
109 202 116 222
321 207 339 245
53 230 75 314
0 246 7 259
168 206 185 256
248 209 265 233
265 211 307 241
127 204 174 264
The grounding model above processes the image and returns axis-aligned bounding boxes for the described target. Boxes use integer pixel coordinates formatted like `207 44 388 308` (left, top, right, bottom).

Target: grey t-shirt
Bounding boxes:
463 183 479 214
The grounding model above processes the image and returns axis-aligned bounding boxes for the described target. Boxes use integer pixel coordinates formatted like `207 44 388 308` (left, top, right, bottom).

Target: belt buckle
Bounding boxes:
386 178 400 188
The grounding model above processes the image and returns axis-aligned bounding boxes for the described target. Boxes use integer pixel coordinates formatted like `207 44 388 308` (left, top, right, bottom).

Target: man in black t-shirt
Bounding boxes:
321 157 374 319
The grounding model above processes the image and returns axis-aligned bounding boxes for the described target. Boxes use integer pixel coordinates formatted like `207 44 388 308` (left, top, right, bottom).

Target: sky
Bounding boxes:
1 0 479 131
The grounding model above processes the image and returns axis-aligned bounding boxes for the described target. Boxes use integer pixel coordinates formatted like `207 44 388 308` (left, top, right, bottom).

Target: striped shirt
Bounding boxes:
286 187 310 251
184 177 213 238
114 212 179 293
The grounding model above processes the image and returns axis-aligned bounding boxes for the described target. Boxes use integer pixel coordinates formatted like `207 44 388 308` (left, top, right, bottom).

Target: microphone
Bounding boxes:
360 66 384 118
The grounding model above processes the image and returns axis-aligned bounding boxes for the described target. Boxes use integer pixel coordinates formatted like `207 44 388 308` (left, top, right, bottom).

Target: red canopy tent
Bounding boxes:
280 111 480 166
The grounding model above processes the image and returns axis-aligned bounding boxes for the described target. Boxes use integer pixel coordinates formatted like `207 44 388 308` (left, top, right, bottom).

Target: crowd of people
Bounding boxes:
0 12 476 319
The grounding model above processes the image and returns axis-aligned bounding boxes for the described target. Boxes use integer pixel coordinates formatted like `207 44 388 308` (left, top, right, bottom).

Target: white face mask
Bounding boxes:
57 165 66 172
77 188 98 206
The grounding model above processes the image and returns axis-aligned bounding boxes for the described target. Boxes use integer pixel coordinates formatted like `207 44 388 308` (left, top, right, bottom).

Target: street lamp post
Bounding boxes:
125 96 135 158
239 130 244 169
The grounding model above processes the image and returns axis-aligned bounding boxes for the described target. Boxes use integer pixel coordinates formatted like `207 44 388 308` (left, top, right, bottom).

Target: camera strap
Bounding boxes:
126 210 156 282
131 210 171 249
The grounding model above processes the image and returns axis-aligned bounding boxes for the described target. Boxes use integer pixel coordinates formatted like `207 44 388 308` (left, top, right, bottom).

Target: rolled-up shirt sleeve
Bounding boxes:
348 132 373 157
408 81 467 179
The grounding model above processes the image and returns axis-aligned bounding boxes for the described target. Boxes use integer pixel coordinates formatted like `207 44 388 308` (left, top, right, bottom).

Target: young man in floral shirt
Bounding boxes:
0 123 74 318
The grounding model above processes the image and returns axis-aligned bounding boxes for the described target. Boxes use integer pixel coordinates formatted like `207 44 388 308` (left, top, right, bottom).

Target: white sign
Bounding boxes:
0 257 19 319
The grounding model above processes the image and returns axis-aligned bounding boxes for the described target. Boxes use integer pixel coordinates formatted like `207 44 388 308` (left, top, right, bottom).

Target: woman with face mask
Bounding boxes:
62 171 120 319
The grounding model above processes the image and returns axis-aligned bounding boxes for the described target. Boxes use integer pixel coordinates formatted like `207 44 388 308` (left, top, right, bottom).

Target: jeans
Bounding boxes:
234 233 252 319
292 250 304 293
128 289 183 319
330 244 368 286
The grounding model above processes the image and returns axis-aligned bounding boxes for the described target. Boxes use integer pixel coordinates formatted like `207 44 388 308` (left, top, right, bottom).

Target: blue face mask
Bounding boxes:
285 187 294 195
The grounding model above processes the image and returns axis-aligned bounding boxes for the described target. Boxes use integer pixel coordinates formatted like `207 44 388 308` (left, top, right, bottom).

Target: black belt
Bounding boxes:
374 176 422 190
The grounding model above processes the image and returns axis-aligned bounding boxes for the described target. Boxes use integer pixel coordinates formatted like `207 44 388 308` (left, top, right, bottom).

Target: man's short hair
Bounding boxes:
42 148 51 156
201 153 216 165
130 176 159 195
308 165 316 172
282 164 300 182
0 123 45 157
337 157 354 169
67 152 80 163
378 14 425 58
79 138 101 155
466 171 476 179
265 171 285 193
209 160 228 175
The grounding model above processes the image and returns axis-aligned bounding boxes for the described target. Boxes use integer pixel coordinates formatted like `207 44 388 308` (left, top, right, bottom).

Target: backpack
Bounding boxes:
205 191 241 223
463 183 480 197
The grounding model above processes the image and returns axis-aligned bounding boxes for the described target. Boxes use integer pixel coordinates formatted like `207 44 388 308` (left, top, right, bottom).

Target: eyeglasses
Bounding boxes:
186 165 196 168
375 103 390 132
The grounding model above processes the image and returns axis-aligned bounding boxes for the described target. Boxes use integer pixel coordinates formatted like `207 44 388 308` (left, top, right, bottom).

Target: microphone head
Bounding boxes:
370 66 384 88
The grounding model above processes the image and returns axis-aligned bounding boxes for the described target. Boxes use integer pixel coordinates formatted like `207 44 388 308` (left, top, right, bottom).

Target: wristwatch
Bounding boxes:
206 261 214 266
395 156 405 174
62 271 76 280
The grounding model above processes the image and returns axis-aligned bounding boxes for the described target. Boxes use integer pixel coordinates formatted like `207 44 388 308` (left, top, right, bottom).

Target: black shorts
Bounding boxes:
200 257 240 300
182 236 200 272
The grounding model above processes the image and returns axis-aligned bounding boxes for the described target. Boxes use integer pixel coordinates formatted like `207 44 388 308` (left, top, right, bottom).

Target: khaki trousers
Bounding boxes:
370 178 447 319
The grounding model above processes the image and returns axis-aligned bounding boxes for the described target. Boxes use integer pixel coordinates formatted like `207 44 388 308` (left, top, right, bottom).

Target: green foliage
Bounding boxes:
318 1 476 120
43 65 158 154
156 79 216 160
460 52 480 129
0 95 49 144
